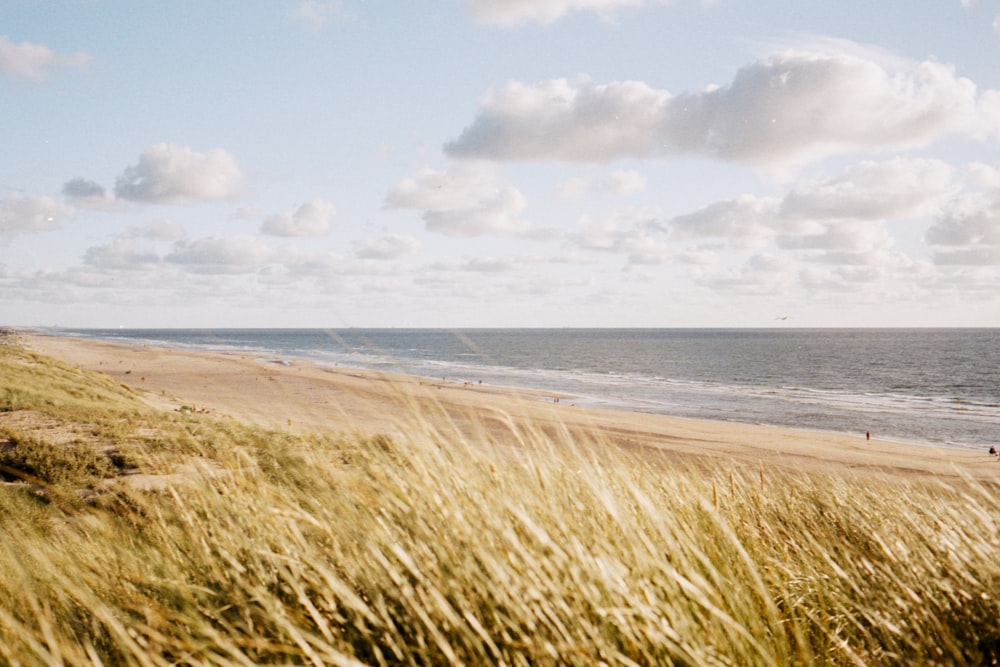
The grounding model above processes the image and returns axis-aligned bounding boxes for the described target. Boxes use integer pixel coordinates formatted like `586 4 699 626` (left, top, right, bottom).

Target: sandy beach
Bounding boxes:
21 332 1000 483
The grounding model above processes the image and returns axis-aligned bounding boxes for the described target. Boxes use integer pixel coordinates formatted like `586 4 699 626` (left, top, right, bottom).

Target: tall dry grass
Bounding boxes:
1 340 999 665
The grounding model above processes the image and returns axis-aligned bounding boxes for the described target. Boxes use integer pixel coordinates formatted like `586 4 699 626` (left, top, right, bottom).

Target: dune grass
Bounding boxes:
1 338 999 665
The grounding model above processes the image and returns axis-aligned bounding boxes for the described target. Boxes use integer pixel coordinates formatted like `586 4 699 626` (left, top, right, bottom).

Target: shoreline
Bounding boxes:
18 330 1000 483
26 327 994 453
24 328 972 453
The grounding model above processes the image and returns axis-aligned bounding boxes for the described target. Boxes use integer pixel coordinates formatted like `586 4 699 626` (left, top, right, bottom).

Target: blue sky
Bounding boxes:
3 0 1000 327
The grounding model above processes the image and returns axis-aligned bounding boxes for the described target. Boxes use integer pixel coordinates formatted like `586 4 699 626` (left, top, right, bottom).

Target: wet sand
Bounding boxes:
22 332 1000 483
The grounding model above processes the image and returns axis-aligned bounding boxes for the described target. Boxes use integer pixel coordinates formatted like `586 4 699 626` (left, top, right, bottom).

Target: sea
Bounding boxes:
55 328 1000 452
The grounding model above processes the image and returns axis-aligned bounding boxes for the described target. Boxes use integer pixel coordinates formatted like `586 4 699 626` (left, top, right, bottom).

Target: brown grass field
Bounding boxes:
2 330 999 665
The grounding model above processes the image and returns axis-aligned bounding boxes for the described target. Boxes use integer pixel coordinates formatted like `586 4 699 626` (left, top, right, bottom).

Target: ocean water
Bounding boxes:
59 328 1000 451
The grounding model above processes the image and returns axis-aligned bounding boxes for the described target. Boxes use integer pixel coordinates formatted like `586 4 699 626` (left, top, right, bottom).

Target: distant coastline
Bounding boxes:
24 327 1000 453
21 330 999 483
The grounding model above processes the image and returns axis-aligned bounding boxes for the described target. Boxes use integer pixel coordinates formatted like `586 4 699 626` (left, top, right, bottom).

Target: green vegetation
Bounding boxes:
1 338 999 665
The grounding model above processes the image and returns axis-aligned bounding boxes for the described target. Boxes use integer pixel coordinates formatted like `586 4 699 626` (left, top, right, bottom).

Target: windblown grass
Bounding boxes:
1 338 999 665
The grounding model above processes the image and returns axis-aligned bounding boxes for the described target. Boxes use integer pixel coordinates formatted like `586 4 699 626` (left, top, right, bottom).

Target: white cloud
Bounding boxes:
694 253 799 295
671 158 956 256
554 169 647 199
670 195 780 245
114 144 246 204
926 192 1000 265
446 48 994 167
136 220 187 241
85 222 187 263
994 14 1000 38
62 178 117 210
274 246 410 278
353 234 420 259
644 156 976 280
0 194 73 240
552 177 590 201
272 246 342 275
467 0 649 25
674 246 721 266
607 169 647 197
165 235 273 274
109 220 187 242
796 264 895 293
261 199 336 237
964 162 1000 190
460 256 521 272
0 35 90 83
932 246 1000 265
288 1 353 29
776 219 895 259
780 158 955 222
446 77 671 163
230 206 262 221
83 238 162 271
571 210 671 264
384 163 529 236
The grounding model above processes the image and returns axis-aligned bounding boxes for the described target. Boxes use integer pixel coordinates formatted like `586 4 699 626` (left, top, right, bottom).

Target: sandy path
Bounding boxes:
22 332 1000 483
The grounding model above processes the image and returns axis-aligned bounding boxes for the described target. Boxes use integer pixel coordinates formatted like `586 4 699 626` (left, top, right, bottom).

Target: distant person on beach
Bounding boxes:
990 445 997 456
866 431 870 441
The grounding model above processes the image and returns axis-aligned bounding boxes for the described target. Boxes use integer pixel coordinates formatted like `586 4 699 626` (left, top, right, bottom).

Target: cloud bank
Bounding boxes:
927 191 1000 265
62 178 117 210
353 234 421 259
446 50 996 167
467 0 649 25
261 200 336 237
114 144 246 204
166 235 274 274
0 34 90 82
554 169 647 200
385 163 529 236
288 1 353 29
670 158 955 255
0 194 73 241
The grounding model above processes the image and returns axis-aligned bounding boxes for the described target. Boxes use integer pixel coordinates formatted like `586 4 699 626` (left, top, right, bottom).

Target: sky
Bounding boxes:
3 0 1000 328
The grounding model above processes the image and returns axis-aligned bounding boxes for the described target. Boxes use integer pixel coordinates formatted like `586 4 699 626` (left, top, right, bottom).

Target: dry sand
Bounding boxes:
22 332 1000 483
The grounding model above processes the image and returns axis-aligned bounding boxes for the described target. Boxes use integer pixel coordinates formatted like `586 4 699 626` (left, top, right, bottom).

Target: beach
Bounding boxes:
22 332 999 483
